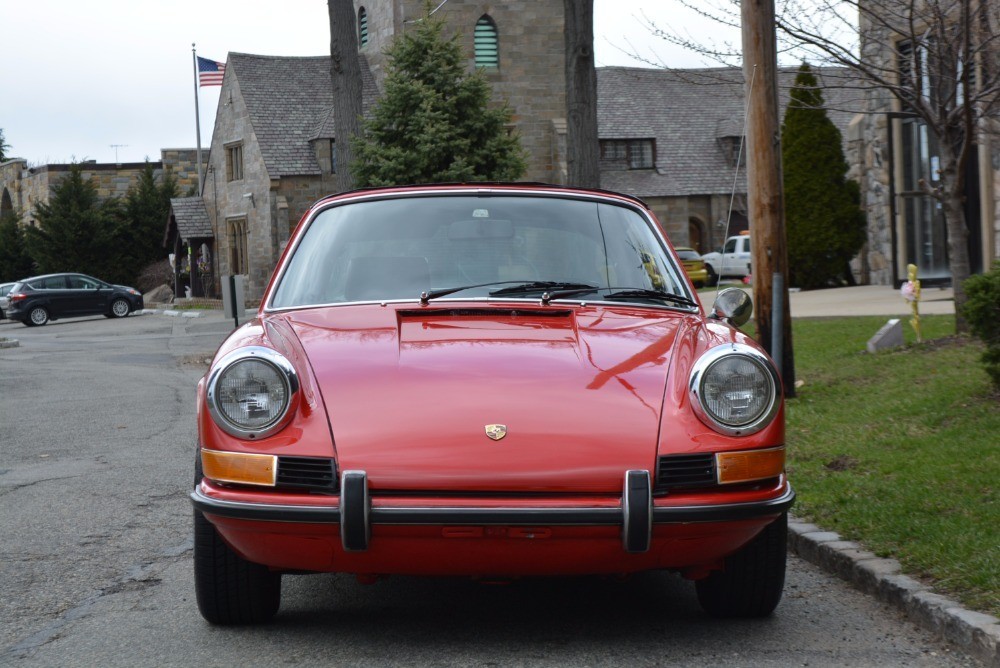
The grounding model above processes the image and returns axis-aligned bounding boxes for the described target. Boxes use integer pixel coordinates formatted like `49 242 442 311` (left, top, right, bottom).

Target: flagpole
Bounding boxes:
192 43 204 196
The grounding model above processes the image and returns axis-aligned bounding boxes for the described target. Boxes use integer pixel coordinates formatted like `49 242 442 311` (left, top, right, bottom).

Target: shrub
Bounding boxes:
962 261 1000 388
781 63 867 290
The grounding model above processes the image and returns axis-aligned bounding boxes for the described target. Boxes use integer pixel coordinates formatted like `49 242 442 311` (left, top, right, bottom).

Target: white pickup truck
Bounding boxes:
701 232 752 284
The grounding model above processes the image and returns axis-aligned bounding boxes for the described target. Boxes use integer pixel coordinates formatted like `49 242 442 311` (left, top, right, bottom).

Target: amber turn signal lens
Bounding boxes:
201 449 277 486
715 447 785 484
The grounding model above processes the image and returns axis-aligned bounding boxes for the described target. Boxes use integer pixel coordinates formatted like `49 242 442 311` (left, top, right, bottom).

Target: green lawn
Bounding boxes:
784 314 999 616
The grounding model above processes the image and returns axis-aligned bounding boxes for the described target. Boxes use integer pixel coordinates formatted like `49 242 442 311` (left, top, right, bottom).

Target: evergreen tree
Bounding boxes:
0 128 10 163
23 164 122 279
781 63 866 290
351 6 527 186
0 211 35 281
114 162 178 284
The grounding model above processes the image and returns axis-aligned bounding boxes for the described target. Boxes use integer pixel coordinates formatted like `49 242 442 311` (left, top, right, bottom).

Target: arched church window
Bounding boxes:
474 16 499 69
358 7 369 48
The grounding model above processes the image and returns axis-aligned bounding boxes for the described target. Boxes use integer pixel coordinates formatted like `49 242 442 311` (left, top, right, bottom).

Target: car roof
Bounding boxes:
22 272 97 282
310 182 652 211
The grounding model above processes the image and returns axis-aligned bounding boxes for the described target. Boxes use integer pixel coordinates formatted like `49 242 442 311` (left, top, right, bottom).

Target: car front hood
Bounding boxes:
283 304 690 493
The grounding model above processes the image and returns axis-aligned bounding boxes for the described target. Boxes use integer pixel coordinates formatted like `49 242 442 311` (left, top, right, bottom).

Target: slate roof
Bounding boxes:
597 66 864 198
227 53 379 177
167 197 212 243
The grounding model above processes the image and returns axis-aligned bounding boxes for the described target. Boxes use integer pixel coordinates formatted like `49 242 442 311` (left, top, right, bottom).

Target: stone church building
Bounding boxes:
851 2 999 287
171 0 578 301
170 0 860 302
167 0 997 302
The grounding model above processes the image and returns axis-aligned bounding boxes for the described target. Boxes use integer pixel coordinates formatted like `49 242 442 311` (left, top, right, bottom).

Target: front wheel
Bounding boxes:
27 306 49 327
695 512 787 618
109 298 131 318
193 455 280 624
194 509 281 624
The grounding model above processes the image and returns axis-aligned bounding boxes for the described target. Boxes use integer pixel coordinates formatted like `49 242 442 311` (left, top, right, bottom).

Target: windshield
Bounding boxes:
269 194 690 309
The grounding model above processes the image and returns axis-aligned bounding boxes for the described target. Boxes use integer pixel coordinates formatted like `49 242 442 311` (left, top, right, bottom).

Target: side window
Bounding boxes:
226 142 244 181
723 238 737 254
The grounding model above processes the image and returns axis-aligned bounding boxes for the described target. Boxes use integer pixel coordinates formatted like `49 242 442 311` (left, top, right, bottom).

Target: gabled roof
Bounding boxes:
597 66 863 198
227 53 379 177
166 196 212 244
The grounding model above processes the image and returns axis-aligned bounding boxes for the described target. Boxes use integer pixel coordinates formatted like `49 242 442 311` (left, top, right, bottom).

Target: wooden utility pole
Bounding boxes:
328 0 363 193
740 0 795 395
564 0 600 187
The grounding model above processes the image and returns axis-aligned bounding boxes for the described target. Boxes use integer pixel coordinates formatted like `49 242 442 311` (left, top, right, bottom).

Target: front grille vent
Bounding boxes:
276 456 338 492
654 453 716 493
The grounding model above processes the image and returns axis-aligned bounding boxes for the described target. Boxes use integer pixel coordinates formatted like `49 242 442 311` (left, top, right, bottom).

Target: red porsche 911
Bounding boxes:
191 184 792 624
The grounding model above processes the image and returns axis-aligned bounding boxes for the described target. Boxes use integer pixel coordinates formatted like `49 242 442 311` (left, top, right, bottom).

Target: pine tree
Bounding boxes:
114 162 178 284
781 63 866 290
0 128 10 163
0 211 35 281
23 164 122 279
351 6 527 186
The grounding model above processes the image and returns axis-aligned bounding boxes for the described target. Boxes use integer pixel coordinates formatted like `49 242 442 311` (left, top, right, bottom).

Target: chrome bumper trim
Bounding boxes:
191 485 794 526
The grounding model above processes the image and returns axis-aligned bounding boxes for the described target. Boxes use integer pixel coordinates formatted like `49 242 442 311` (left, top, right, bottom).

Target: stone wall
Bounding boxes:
0 158 166 226
856 8 899 286
1 159 32 221
645 194 742 254
161 148 208 196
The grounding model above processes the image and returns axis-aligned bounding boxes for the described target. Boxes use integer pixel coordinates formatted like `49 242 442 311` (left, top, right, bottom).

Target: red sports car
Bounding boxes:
191 184 792 624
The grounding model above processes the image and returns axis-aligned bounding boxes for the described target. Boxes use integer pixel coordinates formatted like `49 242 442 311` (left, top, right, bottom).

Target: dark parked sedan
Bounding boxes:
5 273 144 326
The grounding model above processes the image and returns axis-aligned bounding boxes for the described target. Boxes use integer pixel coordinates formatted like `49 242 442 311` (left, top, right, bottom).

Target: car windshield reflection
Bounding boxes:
270 195 691 309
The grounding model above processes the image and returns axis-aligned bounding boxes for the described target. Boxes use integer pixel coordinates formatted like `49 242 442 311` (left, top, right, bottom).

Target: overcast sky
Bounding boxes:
1 0 742 166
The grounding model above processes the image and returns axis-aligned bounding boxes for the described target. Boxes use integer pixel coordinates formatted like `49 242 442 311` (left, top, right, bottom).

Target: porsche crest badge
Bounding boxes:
484 424 507 441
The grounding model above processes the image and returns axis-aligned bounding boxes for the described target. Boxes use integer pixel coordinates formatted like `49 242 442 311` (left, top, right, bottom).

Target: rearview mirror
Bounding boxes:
448 219 514 240
711 288 753 327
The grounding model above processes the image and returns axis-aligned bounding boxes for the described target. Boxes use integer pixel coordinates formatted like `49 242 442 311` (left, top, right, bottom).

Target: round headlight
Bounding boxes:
207 347 299 439
689 343 780 435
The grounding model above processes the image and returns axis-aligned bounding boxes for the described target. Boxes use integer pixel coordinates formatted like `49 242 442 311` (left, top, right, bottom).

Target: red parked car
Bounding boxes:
191 184 791 624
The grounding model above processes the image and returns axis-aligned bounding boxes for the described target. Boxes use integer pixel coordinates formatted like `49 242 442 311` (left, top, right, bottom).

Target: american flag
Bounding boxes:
197 56 226 86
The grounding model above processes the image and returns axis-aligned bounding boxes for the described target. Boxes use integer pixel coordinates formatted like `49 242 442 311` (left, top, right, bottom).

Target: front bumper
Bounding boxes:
191 469 794 558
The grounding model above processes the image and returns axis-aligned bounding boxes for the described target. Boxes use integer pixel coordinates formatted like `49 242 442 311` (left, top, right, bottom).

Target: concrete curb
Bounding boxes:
162 309 204 318
789 518 1000 667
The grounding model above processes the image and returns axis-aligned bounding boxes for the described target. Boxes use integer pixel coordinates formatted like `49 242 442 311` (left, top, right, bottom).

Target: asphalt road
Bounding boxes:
0 313 980 667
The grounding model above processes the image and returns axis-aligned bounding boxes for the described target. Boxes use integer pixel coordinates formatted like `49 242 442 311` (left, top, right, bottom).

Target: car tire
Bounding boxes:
705 265 719 287
193 455 281 625
695 512 787 618
27 306 49 327
109 298 131 318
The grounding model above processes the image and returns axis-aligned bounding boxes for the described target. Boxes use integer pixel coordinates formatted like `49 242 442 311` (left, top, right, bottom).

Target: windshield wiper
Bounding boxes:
601 288 699 308
420 281 543 303
488 281 599 297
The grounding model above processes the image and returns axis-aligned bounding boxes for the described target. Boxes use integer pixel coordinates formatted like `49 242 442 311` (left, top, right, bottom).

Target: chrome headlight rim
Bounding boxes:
206 346 300 440
689 342 781 436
